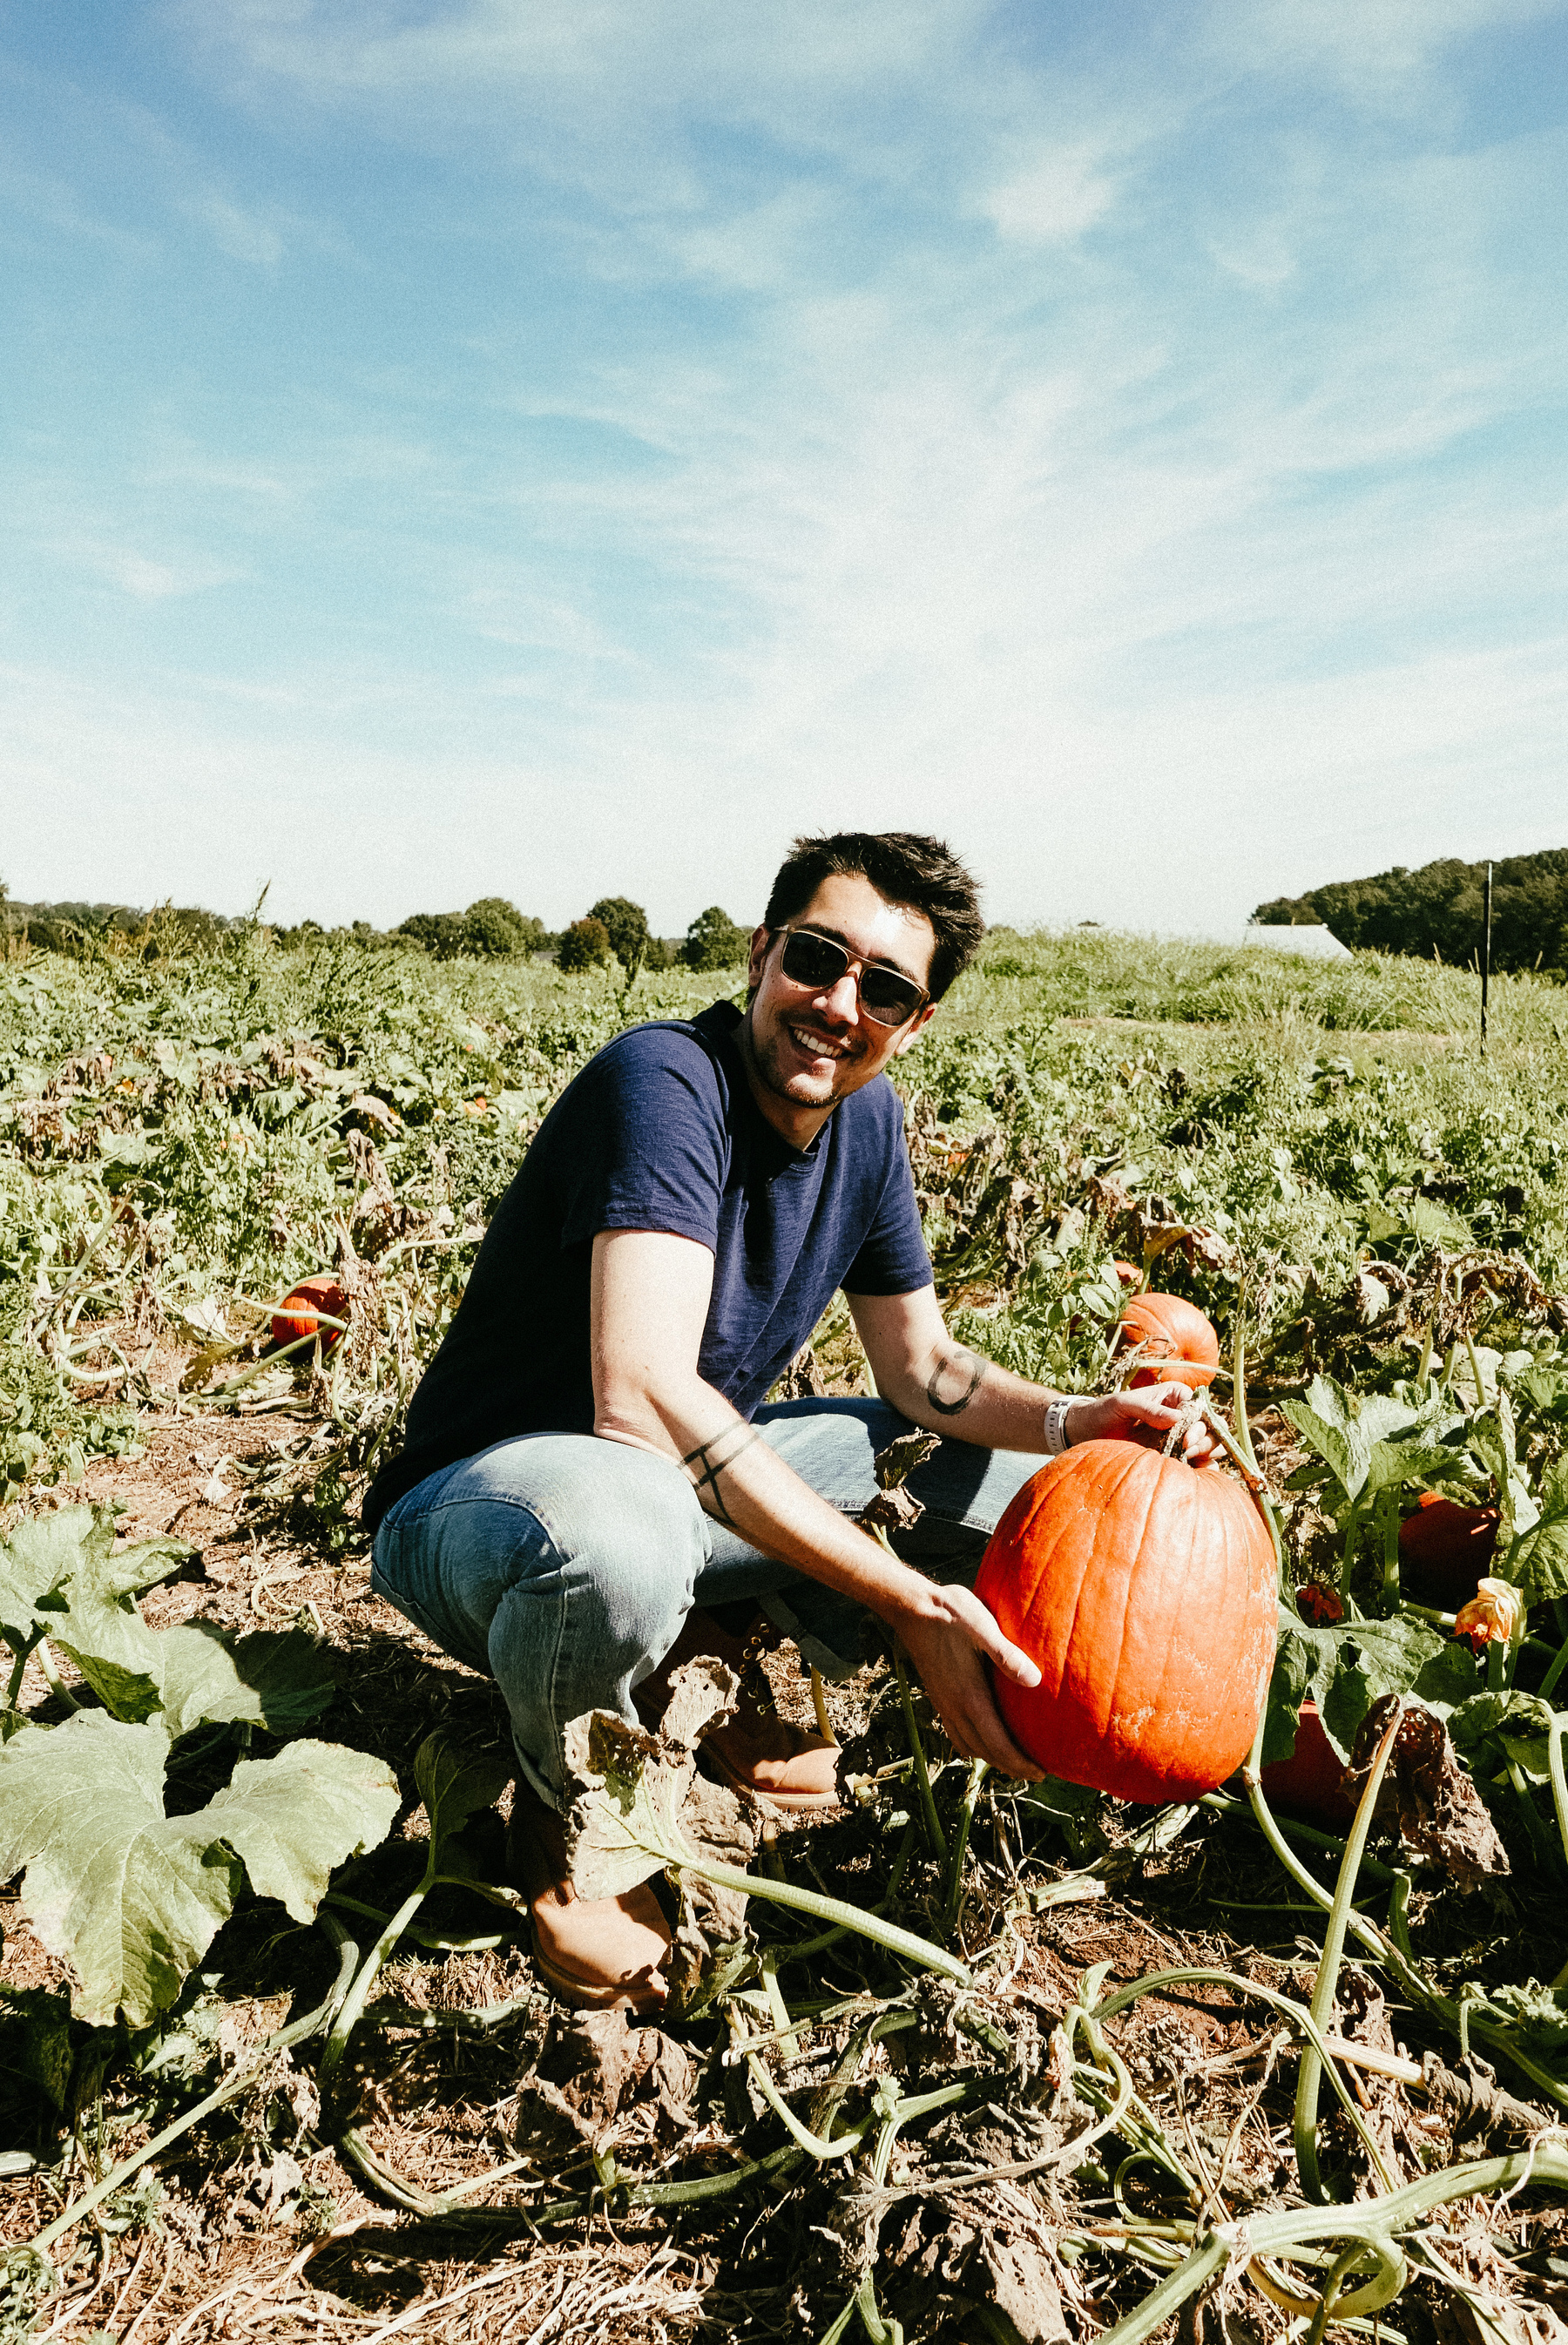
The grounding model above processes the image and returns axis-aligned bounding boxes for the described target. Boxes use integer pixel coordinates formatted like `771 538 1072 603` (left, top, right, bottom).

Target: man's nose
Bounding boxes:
817 969 861 1024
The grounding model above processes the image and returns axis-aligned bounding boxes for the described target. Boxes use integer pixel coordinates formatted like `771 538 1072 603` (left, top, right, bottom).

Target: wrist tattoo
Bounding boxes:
925 1346 988 1419
681 1425 763 1527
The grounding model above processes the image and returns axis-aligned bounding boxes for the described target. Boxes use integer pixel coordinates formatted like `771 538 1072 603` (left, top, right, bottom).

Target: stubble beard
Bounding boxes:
744 1000 861 1109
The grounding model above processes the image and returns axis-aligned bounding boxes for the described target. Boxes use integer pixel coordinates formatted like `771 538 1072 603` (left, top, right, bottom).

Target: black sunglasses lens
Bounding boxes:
779 931 921 1024
780 931 848 989
859 970 923 1022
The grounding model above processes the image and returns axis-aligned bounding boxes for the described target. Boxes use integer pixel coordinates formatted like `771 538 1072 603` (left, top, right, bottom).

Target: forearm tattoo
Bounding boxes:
925 1346 988 1418
681 1425 764 1526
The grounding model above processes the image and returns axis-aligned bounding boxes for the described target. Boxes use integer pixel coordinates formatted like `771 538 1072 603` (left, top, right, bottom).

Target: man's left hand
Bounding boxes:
1067 1383 1218 1463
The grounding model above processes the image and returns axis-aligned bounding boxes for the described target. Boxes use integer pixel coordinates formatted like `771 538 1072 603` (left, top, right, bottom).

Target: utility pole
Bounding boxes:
1481 862 1493 1054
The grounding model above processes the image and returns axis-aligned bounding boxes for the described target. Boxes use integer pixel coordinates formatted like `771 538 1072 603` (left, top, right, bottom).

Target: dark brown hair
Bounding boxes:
762 832 984 1001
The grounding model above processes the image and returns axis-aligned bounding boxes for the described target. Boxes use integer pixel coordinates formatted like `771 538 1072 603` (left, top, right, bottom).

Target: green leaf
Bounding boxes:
1263 1606 1461 1764
1363 1439 1457 1496
0 1713 241 2027
200 1740 399 1923
153 1624 336 1741
413 1733 512 1866
1281 1378 1367 1503
0 1508 188 1721
0 1508 184 1629
1511 1454 1568 1602
1512 1362 1568 1422
1406 1195 1472 1247
0 1713 397 2026
1449 1690 1557 1783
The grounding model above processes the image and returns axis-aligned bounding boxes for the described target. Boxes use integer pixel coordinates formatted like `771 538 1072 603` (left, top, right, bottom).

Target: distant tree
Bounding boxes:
642 936 678 971
1251 896 1319 927
587 896 650 977
395 912 466 959
463 897 531 958
1251 848 1568 975
558 916 614 973
681 906 752 972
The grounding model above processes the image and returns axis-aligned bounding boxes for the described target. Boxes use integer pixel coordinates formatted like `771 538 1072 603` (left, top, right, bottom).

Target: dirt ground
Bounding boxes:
4 1375 1568 2343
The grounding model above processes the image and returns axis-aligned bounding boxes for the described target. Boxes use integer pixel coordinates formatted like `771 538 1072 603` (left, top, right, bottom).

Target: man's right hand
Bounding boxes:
890 1581 1046 1781
591 1227 1049 1781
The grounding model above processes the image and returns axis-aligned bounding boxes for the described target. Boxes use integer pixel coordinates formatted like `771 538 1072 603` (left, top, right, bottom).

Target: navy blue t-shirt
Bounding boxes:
362 1000 932 1531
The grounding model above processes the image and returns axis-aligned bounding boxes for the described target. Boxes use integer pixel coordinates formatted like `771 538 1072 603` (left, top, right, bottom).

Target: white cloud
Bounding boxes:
978 146 1121 244
1203 0 1565 98
59 539 242 600
185 188 285 268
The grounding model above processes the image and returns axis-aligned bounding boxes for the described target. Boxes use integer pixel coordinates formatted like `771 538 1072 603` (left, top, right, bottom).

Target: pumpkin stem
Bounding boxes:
1197 1398 1284 1583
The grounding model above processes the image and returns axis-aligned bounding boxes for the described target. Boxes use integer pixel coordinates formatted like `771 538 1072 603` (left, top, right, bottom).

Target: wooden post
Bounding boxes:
1481 861 1493 1053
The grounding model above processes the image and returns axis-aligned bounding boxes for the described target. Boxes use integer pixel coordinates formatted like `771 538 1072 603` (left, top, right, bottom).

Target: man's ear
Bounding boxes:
747 924 772 990
890 1001 939 1058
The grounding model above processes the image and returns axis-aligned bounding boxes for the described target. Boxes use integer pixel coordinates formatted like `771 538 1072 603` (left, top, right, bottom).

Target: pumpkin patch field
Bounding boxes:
4 922 1568 2343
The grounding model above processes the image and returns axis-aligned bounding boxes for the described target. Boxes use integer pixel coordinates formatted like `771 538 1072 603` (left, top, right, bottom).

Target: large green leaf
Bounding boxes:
39 1581 164 1724
0 1713 398 2026
0 1508 186 1633
1264 1606 1480 1765
153 1623 336 1741
0 1507 189 1721
0 1713 241 2027
201 1740 400 1922
1281 1378 1463 1509
1449 1690 1557 1785
1511 1454 1568 1601
414 1732 512 1865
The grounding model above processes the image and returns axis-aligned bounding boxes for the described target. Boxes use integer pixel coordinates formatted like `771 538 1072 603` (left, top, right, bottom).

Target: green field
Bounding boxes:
3 926 1568 2341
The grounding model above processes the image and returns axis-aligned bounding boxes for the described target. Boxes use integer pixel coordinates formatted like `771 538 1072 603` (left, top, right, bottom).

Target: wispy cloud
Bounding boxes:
3 0 1565 929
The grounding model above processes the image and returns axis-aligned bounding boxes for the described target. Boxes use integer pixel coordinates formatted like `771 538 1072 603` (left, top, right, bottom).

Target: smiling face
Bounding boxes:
740 871 938 1143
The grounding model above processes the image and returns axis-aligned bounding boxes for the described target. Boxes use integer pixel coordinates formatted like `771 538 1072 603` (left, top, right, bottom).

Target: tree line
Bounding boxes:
0 883 754 975
1253 848 1568 976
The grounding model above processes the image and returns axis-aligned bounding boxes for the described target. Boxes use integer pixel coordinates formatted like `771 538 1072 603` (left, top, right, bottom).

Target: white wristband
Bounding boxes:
1044 1397 1072 1456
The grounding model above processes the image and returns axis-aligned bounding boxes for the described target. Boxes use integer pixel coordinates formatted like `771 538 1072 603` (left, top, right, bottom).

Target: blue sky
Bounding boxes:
3 0 1566 936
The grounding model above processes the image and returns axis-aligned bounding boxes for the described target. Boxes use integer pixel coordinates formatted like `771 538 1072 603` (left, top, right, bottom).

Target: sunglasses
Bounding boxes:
773 926 929 1028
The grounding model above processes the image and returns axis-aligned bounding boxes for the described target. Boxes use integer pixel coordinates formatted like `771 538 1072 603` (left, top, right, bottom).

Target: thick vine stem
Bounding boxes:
1092 2143 1568 2345
26 1930 360 2263
671 1850 970 1984
337 2119 805 2226
1294 1700 1406 2202
892 1646 947 1862
1548 1715 1568 1882
1091 1967 1392 2177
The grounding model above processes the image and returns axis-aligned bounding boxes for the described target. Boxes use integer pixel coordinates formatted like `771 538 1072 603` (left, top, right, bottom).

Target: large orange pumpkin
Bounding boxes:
975 1441 1277 1802
1113 1292 1220 1391
271 1274 348 1354
1397 1493 1498 1609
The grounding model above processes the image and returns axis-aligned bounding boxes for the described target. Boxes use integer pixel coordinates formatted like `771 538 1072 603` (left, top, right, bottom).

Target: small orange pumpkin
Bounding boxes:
1113 1291 1220 1391
975 1441 1277 1802
1397 1493 1498 1610
271 1274 348 1354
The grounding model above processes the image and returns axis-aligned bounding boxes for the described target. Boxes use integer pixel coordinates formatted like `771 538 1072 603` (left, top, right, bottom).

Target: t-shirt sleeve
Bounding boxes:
841 1107 934 1297
554 1029 727 1254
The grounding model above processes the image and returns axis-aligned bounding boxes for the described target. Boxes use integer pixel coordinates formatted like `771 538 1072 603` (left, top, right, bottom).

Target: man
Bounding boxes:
364 832 1204 2009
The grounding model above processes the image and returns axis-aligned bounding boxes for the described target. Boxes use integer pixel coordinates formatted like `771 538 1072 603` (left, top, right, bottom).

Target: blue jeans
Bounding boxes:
370 1399 1042 1807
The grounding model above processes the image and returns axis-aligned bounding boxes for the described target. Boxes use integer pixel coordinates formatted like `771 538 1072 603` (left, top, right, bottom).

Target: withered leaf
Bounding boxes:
1344 1696 1510 1889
